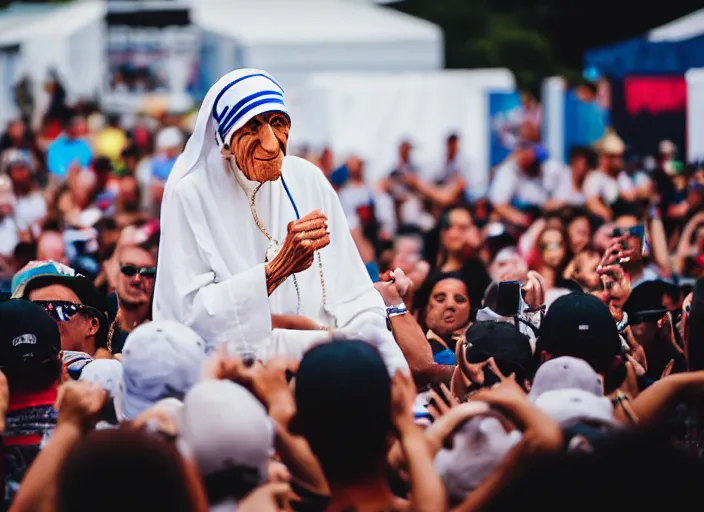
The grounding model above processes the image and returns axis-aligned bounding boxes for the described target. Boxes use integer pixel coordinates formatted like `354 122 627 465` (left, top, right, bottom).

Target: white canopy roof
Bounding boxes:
648 8 704 42
0 1 106 47
193 0 440 46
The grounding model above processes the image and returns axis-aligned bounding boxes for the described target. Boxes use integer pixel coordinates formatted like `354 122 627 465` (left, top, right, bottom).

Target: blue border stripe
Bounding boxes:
281 177 300 220
218 90 284 139
220 98 286 142
212 73 284 121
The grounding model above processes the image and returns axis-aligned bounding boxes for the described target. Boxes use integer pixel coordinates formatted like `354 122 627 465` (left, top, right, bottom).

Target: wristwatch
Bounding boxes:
386 303 408 318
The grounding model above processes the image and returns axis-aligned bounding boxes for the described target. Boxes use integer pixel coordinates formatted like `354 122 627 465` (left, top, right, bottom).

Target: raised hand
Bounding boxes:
55 381 108 434
265 210 330 295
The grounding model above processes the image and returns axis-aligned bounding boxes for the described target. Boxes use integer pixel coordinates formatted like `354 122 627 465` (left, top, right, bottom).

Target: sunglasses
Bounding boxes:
34 300 99 322
121 265 156 278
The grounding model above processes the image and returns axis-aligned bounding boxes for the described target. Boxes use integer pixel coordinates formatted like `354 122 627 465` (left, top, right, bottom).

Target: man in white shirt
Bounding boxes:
583 133 636 221
153 69 407 373
489 143 550 228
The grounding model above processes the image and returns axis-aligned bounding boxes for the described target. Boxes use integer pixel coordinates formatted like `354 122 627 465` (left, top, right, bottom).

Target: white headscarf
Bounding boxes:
162 69 289 205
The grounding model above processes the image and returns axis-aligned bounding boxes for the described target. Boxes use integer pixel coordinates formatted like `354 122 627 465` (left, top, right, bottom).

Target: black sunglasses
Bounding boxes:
121 265 156 278
33 300 99 322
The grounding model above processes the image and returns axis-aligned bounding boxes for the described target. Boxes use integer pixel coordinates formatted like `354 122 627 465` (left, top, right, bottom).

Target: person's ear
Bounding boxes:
87 317 100 337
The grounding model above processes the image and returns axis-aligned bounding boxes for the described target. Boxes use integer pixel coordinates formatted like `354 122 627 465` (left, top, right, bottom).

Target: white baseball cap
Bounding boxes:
178 380 274 481
79 359 123 397
435 415 522 505
115 321 207 421
155 126 184 151
528 356 603 401
533 388 620 428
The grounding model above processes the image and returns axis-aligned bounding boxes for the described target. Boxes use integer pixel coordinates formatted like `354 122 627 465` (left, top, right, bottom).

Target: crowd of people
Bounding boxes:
0 71 703 512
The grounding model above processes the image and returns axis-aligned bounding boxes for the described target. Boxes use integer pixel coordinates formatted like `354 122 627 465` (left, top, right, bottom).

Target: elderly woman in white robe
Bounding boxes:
153 69 407 373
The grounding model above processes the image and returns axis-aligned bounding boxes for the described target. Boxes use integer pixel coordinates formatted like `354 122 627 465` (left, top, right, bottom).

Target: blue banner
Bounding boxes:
488 92 523 168
564 92 609 159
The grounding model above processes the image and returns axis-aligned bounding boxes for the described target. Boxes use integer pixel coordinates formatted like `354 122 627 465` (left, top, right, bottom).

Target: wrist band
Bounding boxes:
616 311 629 333
386 303 407 318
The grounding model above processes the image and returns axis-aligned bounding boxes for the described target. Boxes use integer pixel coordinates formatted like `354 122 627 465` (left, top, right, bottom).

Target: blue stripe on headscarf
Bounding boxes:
212 73 284 122
217 90 284 140
219 98 287 142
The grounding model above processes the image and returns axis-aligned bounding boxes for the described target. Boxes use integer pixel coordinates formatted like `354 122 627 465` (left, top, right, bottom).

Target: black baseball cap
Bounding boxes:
623 280 672 324
537 293 622 377
0 299 61 370
464 321 535 382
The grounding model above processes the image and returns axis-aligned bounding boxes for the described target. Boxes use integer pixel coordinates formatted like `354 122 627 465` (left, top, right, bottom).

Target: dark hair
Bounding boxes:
59 429 197 512
294 340 391 485
447 133 459 143
568 145 597 168
203 466 263 505
485 428 704 512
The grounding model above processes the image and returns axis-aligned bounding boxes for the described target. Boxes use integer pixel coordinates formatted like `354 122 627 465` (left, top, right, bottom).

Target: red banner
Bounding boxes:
624 76 687 115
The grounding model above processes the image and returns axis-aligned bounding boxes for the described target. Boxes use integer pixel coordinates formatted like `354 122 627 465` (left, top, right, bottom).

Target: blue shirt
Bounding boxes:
47 135 92 177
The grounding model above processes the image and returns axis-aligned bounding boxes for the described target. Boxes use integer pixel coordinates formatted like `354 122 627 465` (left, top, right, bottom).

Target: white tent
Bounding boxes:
648 8 704 42
0 1 106 127
286 69 516 195
193 0 443 87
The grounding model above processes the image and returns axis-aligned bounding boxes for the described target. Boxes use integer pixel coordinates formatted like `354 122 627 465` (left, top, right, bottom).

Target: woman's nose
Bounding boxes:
258 123 279 153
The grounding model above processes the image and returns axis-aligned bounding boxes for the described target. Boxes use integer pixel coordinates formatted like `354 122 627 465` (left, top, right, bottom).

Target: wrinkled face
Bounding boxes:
231 112 290 183
29 284 95 353
424 278 471 336
538 229 566 269
567 216 591 254
441 209 479 255
117 246 156 307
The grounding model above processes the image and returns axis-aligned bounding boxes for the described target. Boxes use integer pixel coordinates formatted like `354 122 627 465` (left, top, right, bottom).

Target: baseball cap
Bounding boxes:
464 321 535 383
1 148 33 174
11 261 108 318
537 293 622 377
528 356 603 401
178 380 273 482
79 359 124 397
435 416 523 505
114 321 207 421
0 299 60 370
623 280 670 324
533 388 620 428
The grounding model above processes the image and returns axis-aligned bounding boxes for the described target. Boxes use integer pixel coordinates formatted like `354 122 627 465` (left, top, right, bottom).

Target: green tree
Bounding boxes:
391 0 558 90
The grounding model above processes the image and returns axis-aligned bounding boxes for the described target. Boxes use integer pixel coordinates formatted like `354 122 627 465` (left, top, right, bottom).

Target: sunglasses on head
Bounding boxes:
120 265 156 278
34 300 98 322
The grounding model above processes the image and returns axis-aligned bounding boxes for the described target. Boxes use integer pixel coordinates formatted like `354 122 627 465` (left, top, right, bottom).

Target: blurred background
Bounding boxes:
0 0 703 291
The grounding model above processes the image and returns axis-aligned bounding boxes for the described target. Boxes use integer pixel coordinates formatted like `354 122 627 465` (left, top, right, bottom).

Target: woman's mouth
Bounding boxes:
442 311 456 322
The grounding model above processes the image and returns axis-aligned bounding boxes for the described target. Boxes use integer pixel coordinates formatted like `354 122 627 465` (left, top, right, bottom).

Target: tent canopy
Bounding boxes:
193 0 443 87
194 0 440 46
0 1 105 47
648 8 704 42
585 9 704 78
